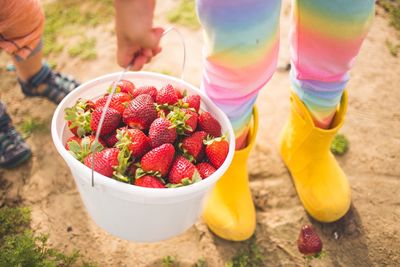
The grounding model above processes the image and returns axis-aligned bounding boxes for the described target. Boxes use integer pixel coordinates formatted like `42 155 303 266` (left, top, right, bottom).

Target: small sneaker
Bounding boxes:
0 124 32 168
18 63 80 104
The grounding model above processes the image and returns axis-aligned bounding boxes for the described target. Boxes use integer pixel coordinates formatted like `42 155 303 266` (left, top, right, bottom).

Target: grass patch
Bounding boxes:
0 206 96 267
18 117 47 139
43 0 114 56
168 0 200 29
226 237 265 267
196 258 207 267
378 0 400 56
331 134 349 156
162 255 178 267
68 37 97 60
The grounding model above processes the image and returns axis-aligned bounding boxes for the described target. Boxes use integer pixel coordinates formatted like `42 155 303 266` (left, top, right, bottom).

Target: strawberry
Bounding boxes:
205 137 229 169
182 94 200 112
297 225 323 256
84 148 120 178
90 107 121 136
198 112 222 137
65 136 81 150
156 84 178 105
175 88 184 99
95 93 131 115
180 131 207 162
140 143 175 177
127 163 138 178
123 94 157 130
66 135 105 162
182 109 198 134
168 156 200 185
168 108 198 135
116 128 151 158
109 79 135 95
132 85 158 101
135 175 165 188
196 162 216 179
148 117 177 148
64 99 93 137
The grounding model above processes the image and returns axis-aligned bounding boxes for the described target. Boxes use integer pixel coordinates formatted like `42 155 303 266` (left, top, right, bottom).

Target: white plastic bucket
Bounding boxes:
51 71 235 242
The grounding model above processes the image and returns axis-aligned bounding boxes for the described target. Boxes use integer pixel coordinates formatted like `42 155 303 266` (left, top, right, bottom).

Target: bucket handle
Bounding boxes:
90 27 187 187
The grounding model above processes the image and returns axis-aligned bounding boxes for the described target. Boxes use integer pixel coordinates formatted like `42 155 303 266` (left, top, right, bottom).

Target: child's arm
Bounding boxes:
114 0 163 70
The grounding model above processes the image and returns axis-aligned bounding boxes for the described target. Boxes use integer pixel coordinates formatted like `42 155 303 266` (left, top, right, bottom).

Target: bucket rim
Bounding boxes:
51 71 235 198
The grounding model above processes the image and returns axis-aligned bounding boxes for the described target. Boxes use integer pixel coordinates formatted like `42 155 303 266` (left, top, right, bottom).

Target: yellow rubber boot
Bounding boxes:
280 91 351 222
203 108 259 241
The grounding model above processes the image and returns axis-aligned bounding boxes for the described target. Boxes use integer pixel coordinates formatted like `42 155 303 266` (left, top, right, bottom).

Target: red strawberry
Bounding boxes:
167 108 198 135
196 162 216 179
183 109 198 134
175 88 184 99
66 135 106 162
205 138 229 169
84 148 120 178
168 156 199 184
132 85 158 101
181 131 207 162
148 118 177 148
116 128 151 158
103 131 118 147
198 112 222 137
90 107 121 136
65 136 81 150
127 163 138 178
141 143 175 177
95 93 131 115
123 94 157 130
182 94 201 112
64 99 93 137
297 225 323 256
110 79 135 95
135 175 165 188
156 84 178 105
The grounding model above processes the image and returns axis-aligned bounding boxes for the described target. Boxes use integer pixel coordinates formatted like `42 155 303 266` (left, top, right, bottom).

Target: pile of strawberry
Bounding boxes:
64 80 229 188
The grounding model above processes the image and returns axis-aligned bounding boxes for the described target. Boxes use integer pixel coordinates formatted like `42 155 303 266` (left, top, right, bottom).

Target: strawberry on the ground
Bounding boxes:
156 84 178 105
180 131 207 162
84 148 120 178
66 135 105 162
95 93 131 115
135 175 165 188
64 99 94 137
132 85 158 101
90 107 121 136
168 156 200 185
196 162 216 179
182 94 200 112
116 128 151 158
148 117 177 148
140 143 175 177
168 108 198 135
198 112 222 137
205 137 229 169
123 94 157 130
109 79 135 95
297 225 323 256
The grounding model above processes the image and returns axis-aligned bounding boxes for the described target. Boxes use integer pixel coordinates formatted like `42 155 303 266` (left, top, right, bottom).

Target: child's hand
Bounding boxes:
115 0 163 70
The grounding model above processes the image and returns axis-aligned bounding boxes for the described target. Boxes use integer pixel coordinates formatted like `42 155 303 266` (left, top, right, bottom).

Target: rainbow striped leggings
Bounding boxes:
197 0 375 147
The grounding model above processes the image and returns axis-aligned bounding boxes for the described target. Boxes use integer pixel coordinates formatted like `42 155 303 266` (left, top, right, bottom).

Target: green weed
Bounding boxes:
18 117 47 139
386 39 400 56
0 206 96 267
162 255 178 267
331 134 349 155
168 0 200 29
378 0 400 56
196 258 207 267
68 37 97 60
226 237 265 267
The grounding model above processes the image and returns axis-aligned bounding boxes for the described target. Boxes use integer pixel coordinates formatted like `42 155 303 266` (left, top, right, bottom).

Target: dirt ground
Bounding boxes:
1 1 399 266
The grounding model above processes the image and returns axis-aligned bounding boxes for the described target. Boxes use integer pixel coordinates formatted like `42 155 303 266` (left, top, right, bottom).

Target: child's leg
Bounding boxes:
0 0 79 104
197 0 282 149
198 0 282 241
290 0 375 128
